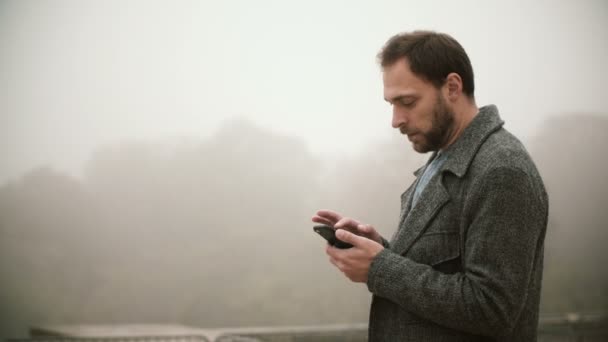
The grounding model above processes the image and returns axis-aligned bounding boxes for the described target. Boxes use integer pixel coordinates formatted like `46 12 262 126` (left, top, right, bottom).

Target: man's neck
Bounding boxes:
443 102 479 150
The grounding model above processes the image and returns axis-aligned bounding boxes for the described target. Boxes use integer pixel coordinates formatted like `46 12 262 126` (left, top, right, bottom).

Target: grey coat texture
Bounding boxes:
366 105 548 341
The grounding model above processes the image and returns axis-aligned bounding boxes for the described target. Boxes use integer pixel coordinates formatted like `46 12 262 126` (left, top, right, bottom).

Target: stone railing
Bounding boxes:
6 313 606 342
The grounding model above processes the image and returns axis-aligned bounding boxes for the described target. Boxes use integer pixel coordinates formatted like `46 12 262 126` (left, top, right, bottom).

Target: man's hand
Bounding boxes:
312 209 383 244
325 229 384 283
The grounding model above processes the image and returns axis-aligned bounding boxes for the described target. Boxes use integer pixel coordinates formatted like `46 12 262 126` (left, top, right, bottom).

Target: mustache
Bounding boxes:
399 126 417 135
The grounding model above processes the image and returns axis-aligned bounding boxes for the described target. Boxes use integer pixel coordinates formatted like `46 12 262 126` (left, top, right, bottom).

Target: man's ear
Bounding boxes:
445 72 463 101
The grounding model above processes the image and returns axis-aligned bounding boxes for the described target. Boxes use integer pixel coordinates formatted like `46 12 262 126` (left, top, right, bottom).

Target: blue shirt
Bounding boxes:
411 150 448 209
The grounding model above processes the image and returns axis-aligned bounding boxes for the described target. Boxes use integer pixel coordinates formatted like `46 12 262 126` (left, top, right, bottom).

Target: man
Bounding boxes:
312 31 548 341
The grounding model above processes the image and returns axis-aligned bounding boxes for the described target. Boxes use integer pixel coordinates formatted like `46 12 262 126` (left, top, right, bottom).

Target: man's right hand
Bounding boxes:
312 209 383 245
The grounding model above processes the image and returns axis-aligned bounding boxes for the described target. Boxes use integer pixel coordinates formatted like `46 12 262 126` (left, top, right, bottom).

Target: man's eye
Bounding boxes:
400 100 415 107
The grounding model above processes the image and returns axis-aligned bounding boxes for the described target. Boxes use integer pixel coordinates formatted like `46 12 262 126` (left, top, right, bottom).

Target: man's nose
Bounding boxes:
392 106 407 129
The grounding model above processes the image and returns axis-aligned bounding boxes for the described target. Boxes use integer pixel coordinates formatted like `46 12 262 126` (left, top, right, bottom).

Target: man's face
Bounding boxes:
383 58 455 153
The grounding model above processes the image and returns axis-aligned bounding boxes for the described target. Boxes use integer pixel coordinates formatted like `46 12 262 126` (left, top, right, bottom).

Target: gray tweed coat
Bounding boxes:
366 105 548 341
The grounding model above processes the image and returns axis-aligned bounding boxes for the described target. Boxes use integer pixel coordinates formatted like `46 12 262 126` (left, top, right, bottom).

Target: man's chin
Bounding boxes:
409 139 431 153
411 142 429 153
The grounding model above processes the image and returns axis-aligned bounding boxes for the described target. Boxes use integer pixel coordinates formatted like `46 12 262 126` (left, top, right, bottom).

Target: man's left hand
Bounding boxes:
326 229 385 283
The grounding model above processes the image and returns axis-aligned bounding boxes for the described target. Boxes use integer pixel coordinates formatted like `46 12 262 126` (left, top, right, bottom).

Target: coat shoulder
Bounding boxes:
472 128 539 175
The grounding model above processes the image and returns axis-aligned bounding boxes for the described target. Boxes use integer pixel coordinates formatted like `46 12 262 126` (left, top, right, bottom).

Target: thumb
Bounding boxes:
358 224 372 233
335 217 358 229
336 229 367 247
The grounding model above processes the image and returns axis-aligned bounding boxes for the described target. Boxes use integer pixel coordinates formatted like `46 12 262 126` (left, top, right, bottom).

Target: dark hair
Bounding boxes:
378 30 475 97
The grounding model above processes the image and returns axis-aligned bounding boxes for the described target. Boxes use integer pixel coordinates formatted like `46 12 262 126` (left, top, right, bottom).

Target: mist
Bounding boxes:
1 0 607 338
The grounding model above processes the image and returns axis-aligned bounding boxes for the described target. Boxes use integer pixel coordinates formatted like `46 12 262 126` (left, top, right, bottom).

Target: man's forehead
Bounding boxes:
382 59 430 101
382 58 414 79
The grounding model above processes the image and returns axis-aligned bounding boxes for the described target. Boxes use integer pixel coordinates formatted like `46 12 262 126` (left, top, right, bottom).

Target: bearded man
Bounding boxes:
312 31 548 341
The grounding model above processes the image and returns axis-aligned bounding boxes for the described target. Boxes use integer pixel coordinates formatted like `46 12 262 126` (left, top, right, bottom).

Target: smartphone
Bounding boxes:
313 225 353 249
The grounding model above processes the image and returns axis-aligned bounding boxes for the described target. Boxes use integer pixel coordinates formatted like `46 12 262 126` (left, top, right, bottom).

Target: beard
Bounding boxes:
412 93 455 153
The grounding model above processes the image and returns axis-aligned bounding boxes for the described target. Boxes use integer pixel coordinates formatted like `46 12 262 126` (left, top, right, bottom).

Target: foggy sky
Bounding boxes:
1 1 608 337
1 0 607 183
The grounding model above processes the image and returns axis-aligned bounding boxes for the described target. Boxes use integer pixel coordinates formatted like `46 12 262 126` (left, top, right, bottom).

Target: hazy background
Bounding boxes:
1 0 607 338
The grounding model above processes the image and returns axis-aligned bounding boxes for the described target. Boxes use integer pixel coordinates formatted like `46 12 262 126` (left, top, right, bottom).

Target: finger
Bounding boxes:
312 216 334 226
358 224 379 240
357 223 373 233
329 257 347 273
326 244 348 262
328 255 336 265
336 229 368 248
316 209 342 223
326 248 344 268
334 217 361 230
325 244 337 256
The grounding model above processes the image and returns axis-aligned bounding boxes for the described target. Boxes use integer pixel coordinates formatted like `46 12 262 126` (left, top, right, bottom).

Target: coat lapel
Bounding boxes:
390 172 451 255
389 105 505 256
396 165 425 227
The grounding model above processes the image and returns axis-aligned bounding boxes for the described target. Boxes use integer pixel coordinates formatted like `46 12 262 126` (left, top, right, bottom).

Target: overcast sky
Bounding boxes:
1 0 607 184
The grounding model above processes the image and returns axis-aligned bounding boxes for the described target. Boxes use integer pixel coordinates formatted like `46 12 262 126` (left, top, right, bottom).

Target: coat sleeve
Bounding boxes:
366 166 547 337
381 236 391 248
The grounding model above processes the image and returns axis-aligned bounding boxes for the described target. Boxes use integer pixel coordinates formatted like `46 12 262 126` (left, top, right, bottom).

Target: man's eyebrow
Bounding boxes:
385 95 416 103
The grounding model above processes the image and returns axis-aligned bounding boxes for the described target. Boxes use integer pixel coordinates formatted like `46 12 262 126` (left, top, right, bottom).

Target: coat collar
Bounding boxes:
390 105 504 255
417 104 504 178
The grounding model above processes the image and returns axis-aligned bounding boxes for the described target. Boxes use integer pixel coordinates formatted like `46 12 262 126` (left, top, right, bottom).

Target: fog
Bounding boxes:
1 0 607 338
